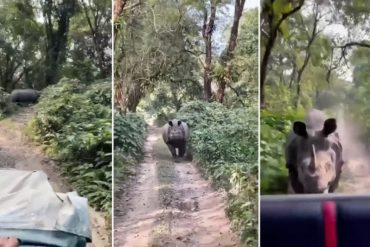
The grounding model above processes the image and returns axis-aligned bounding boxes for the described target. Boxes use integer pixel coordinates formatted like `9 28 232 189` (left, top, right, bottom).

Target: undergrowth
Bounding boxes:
26 77 112 215
114 112 147 189
260 110 305 194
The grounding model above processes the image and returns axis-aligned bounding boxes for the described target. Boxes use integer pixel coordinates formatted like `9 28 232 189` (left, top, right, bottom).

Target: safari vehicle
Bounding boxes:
0 170 91 247
261 194 370 247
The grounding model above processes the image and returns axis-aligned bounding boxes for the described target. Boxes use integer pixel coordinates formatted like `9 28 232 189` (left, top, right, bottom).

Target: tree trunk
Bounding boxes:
293 53 310 109
216 0 245 103
260 30 276 109
126 83 142 112
81 2 111 78
114 0 141 38
114 0 127 36
113 0 128 114
43 0 76 85
289 64 296 88
114 0 127 19
293 3 319 109
114 81 126 113
260 0 304 108
202 1 217 101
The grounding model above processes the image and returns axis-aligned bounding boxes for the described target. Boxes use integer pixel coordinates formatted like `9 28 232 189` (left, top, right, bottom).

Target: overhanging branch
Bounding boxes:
334 41 370 49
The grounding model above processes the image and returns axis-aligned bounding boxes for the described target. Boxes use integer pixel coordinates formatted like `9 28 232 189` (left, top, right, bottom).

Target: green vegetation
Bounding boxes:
261 0 370 194
26 78 112 215
0 0 111 91
0 89 11 118
177 101 258 245
114 113 147 188
260 111 305 194
115 1 257 113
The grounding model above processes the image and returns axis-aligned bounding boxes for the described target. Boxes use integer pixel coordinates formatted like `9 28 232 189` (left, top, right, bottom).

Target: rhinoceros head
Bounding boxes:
293 118 338 193
167 120 185 142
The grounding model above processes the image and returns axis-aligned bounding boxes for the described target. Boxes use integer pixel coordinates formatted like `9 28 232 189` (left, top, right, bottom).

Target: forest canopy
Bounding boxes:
114 0 258 114
0 0 111 91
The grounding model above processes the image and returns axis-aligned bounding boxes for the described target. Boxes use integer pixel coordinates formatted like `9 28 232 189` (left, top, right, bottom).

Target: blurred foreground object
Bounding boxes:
261 194 370 247
0 170 91 247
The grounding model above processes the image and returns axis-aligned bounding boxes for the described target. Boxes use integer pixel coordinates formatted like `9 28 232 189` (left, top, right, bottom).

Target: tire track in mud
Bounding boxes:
114 128 161 246
114 127 239 247
0 107 109 247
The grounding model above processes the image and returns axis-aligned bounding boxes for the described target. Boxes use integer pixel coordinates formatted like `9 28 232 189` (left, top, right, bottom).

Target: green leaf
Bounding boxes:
279 20 290 39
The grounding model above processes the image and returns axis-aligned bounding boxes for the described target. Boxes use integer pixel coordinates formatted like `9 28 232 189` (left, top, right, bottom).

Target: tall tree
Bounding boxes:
113 0 141 113
260 0 305 108
292 2 321 108
115 0 199 112
216 0 246 103
202 0 218 100
80 0 112 78
0 0 44 91
43 0 78 85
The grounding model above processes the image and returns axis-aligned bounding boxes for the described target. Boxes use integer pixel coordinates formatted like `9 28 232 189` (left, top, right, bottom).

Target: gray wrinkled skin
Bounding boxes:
10 89 41 104
285 109 344 194
162 119 189 159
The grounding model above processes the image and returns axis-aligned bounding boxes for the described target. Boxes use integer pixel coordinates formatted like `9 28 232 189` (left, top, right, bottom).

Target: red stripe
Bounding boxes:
323 201 338 247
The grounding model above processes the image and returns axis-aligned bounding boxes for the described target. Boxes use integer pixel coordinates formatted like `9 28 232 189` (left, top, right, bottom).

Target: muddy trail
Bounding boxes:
114 127 239 247
0 106 110 247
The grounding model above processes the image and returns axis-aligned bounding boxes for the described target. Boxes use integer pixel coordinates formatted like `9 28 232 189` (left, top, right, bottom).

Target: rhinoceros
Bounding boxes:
162 119 189 159
10 89 41 105
285 109 344 194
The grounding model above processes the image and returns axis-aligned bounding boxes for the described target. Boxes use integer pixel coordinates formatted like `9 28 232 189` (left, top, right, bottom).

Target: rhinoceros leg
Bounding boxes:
288 167 304 193
167 144 177 158
178 144 186 158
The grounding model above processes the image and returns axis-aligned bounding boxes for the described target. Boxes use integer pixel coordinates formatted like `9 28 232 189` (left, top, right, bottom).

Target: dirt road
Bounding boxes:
114 127 239 247
0 107 110 247
337 117 370 194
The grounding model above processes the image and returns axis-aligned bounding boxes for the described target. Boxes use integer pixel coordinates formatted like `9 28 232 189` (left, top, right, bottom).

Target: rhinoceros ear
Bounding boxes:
321 118 337 137
177 120 182 126
293 121 308 138
168 121 173 126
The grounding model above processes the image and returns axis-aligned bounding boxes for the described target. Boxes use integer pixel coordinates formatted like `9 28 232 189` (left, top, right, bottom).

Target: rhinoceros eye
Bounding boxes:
325 162 332 172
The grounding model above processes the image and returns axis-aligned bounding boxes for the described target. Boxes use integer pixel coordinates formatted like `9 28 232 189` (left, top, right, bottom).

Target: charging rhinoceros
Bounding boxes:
285 109 344 194
162 119 189 159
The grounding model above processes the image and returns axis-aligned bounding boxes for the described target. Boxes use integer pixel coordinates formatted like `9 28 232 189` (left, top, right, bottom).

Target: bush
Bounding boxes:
177 100 258 246
154 110 176 126
177 100 227 128
114 112 147 188
26 78 112 215
84 79 112 106
0 88 15 117
260 110 305 194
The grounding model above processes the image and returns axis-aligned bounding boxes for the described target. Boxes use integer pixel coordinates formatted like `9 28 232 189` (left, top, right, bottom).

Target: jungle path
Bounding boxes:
114 127 239 247
0 107 110 247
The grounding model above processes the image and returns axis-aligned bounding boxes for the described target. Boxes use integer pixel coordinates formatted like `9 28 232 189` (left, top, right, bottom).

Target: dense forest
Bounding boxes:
0 0 112 219
0 0 111 90
115 0 258 245
260 0 370 194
